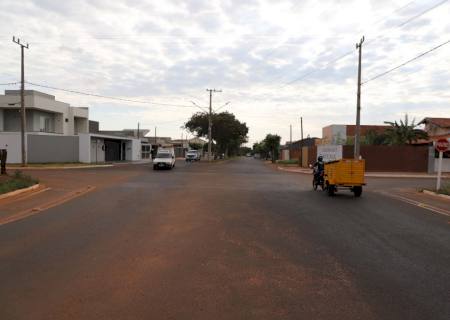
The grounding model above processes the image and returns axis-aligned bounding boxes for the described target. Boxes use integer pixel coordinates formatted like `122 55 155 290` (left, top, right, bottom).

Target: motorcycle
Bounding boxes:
312 167 325 191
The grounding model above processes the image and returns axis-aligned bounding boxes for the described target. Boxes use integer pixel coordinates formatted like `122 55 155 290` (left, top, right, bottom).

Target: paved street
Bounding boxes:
1 158 449 320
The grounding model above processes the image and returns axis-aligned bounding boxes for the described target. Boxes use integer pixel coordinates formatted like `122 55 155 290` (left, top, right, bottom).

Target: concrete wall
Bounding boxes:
322 125 346 145
90 138 105 163
78 133 91 163
434 158 450 173
1 91 89 136
0 132 22 163
74 117 88 134
127 139 141 161
27 134 79 163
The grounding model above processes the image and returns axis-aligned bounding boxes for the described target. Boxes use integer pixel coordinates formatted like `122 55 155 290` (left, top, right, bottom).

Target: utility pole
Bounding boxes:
289 125 292 145
300 117 303 141
354 36 364 160
300 117 304 167
13 36 29 166
206 89 221 162
137 122 140 138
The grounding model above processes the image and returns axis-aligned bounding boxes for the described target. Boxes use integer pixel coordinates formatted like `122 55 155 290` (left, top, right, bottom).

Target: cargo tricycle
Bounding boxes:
324 159 365 197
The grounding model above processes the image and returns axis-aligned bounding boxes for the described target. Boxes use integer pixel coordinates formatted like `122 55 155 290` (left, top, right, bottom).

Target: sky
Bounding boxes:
0 0 449 145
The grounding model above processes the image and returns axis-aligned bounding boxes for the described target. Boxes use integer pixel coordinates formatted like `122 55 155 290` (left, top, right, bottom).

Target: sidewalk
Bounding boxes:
373 188 450 217
276 165 450 179
0 166 142 226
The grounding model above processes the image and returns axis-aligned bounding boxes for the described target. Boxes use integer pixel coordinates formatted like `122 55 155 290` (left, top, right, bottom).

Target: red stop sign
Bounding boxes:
436 138 449 152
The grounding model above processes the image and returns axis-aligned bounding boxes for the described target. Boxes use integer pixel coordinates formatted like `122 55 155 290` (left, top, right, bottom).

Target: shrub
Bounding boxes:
0 171 39 195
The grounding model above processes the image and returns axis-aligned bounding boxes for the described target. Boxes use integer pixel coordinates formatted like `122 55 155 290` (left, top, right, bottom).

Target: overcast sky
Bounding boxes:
1 0 449 144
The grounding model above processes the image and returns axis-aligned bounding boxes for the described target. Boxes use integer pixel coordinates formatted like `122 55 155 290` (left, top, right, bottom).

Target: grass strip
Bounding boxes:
0 171 39 195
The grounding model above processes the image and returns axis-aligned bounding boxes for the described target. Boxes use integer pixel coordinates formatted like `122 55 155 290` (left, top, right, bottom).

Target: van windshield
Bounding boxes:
156 153 171 158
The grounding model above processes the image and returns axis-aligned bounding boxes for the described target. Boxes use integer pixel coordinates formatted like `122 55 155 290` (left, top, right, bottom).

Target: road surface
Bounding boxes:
1 158 449 319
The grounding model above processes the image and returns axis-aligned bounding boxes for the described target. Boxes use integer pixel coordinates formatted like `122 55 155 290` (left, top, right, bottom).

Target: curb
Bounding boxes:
277 166 312 174
422 189 450 200
276 166 450 179
0 183 41 200
7 165 114 170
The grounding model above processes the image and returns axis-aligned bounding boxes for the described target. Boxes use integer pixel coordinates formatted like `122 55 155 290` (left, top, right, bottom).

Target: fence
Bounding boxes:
291 145 430 172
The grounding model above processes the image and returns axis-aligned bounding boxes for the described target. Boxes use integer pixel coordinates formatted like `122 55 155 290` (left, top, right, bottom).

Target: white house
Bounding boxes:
0 90 146 164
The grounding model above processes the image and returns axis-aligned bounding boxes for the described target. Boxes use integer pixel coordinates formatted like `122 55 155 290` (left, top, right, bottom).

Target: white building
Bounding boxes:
0 90 147 164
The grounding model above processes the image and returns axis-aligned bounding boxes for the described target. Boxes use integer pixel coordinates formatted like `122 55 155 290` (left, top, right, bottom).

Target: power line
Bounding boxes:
362 39 450 85
24 81 198 109
0 82 20 86
364 0 449 48
398 0 447 28
276 0 448 89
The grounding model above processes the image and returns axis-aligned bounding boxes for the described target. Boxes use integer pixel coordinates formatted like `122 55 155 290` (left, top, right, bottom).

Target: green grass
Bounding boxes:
7 162 102 168
0 171 39 195
438 182 450 195
276 159 299 165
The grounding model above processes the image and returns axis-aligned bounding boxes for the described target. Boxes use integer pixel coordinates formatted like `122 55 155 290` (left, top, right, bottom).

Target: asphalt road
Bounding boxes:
1 158 449 319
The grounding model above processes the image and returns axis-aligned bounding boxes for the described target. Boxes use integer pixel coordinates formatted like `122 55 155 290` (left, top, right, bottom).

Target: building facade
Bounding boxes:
0 90 146 164
322 124 390 145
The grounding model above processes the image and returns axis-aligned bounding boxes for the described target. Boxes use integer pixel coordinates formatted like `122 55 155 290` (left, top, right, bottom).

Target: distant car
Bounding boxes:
246 153 252 157
153 148 175 170
185 150 201 162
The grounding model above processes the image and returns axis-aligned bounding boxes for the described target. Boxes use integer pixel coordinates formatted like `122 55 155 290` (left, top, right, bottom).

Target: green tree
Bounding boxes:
263 134 281 163
239 146 252 156
188 142 203 150
185 112 249 157
362 129 388 145
384 114 428 145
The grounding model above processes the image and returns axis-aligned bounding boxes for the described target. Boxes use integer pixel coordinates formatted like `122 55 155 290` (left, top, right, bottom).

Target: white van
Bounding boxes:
185 149 201 162
153 148 175 170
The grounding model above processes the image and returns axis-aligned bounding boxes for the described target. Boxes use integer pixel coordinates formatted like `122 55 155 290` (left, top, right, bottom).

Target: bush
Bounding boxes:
0 170 39 195
438 182 450 195
276 159 299 165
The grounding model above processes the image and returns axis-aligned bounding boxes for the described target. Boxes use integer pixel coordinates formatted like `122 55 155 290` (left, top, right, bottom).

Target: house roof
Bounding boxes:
419 118 450 128
412 133 450 145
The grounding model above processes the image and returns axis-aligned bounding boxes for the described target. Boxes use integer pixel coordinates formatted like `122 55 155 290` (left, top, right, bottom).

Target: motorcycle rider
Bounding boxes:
313 155 325 184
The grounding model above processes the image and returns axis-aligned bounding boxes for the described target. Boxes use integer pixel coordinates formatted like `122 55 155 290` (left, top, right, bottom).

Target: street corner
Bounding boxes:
0 183 49 202
375 187 450 217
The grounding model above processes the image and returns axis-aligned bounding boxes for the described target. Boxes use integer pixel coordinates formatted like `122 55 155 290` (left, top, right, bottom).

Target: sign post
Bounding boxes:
435 138 449 191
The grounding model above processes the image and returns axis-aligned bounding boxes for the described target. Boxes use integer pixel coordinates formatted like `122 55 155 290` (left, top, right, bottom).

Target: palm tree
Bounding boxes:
384 114 428 145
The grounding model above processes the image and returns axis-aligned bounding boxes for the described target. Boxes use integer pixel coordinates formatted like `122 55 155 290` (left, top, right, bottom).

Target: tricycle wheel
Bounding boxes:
353 186 362 197
327 184 335 196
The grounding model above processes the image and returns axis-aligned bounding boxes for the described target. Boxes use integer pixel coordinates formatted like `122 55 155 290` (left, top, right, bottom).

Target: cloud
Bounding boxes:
0 0 449 145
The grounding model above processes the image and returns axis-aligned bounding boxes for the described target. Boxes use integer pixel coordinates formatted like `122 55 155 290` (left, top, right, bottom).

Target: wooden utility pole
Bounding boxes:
300 117 303 141
13 36 29 166
289 125 292 145
300 117 304 167
206 89 221 162
137 122 140 138
354 36 364 160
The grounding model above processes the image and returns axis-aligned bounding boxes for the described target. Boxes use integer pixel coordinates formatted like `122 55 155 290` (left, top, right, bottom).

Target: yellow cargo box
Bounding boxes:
324 159 365 196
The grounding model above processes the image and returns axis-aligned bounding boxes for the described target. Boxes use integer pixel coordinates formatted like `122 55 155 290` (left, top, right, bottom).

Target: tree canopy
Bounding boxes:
184 112 248 156
252 134 281 163
384 115 428 145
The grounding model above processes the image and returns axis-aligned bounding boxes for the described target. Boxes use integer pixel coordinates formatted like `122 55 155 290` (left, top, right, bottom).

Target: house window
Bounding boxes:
39 116 51 132
141 145 151 159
